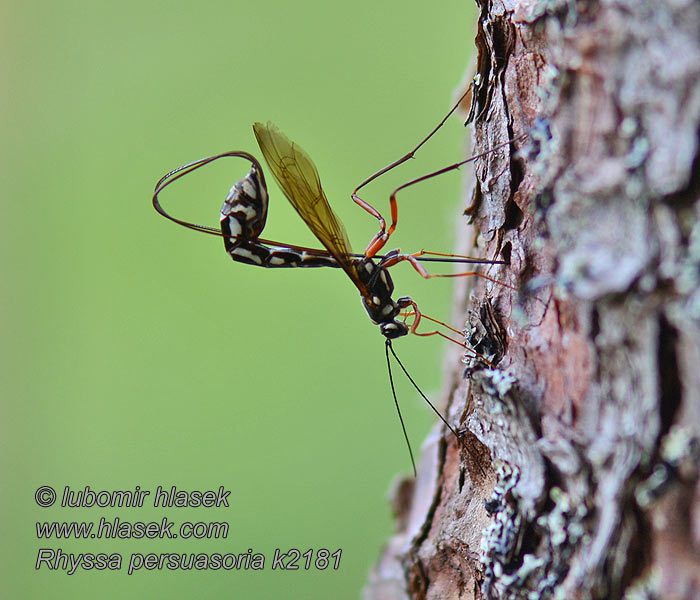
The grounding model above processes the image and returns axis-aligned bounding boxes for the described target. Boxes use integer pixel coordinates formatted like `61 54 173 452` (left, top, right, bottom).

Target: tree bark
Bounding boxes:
365 1 700 599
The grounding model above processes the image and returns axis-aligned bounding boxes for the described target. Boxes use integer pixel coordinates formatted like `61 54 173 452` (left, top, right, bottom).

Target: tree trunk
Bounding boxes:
365 1 700 599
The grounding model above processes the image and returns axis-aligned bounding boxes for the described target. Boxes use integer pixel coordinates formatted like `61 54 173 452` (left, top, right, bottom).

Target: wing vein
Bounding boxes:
253 122 367 291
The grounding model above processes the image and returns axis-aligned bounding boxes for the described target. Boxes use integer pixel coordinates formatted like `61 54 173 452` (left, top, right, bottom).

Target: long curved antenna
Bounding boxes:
386 340 459 441
385 340 417 476
388 332 487 477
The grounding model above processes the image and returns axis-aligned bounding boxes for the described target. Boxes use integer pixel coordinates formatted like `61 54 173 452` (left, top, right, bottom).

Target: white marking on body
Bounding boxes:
232 247 263 265
242 177 257 198
221 198 233 217
231 204 257 220
372 296 380 305
269 256 286 265
365 262 374 273
379 270 388 286
382 304 394 315
223 217 243 239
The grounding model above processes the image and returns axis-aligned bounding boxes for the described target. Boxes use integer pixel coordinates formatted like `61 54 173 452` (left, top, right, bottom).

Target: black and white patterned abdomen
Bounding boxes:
224 239 339 268
220 163 339 269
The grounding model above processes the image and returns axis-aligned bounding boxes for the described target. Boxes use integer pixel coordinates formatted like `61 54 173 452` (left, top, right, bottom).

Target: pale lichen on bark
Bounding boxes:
365 1 700 599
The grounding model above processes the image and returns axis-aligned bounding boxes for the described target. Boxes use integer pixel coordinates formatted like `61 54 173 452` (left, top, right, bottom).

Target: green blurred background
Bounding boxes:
2 1 476 597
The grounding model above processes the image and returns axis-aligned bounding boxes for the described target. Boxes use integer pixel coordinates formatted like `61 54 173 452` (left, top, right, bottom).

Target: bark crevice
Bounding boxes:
365 1 700 599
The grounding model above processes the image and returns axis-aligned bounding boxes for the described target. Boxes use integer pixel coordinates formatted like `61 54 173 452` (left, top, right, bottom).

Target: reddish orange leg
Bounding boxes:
355 132 527 258
351 192 397 258
401 311 464 337
380 251 518 291
399 305 495 367
411 250 505 263
353 88 471 196
351 89 475 258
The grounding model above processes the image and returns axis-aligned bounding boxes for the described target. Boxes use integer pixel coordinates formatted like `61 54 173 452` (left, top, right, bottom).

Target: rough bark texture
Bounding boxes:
365 1 700 599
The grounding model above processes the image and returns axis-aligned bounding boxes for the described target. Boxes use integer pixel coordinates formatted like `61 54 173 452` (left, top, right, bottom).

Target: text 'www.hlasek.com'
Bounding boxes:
33 485 342 575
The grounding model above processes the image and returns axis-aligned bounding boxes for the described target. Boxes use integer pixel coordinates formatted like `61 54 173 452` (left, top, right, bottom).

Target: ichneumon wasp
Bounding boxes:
153 95 522 475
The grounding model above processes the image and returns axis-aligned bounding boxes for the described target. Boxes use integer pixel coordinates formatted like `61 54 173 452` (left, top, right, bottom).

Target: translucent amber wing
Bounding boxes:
253 122 365 289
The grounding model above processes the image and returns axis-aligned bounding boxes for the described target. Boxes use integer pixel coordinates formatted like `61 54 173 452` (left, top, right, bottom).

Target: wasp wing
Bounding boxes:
253 121 366 291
